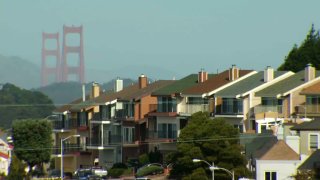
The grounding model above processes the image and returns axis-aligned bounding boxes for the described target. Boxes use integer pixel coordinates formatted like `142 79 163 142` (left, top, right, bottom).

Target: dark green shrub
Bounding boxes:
108 168 125 178
136 165 164 177
112 163 128 169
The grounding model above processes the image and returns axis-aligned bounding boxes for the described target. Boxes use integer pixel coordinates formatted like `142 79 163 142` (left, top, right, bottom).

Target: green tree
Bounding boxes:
7 154 26 180
278 24 320 72
12 119 53 176
166 112 250 180
0 83 55 128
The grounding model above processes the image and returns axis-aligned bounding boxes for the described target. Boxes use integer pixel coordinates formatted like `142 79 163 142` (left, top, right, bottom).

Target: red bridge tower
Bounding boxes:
61 25 85 83
41 32 61 86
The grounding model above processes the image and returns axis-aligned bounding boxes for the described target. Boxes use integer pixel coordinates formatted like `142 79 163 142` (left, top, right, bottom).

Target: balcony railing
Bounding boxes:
179 104 209 114
296 104 320 114
147 131 177 139
254 105 283 114
52 143 84 155
115 109 134 119
89 135 122 147
149 104 177 113
51 119 77 130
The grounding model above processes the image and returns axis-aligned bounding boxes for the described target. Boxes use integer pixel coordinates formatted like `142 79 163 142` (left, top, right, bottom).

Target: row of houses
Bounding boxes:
51 64 320 178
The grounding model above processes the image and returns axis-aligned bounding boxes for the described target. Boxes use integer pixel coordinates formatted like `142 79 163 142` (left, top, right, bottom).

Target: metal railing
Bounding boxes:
89 135 122 146
149 104 177 113
254 105 283 114
179 104 209 114
296 104 320 114
51 119 77 130
52 143 84 155
147 130 177 139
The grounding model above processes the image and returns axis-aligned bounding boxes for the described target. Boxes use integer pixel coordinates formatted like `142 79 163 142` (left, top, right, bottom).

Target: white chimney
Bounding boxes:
229 64 239 81
264 66 274 82
115 77 123 92
82 84 86 102
305 63 315 82
91 82 100 99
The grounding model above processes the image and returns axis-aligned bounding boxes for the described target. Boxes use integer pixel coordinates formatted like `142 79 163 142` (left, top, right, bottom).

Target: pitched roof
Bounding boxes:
290 120 320 131
255 70 320 97
181 70 253 95
122 80 175 100
215 71 287 97
69 80 175 111
256 140 299 160
152 74 214 96
298 150 320 170
300 82 320 95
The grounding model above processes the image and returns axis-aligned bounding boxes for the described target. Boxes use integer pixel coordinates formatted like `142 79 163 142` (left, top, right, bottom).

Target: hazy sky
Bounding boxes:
1 0 320 79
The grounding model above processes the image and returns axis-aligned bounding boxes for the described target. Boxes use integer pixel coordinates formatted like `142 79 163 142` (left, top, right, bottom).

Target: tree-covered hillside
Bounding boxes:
278 24 320 72
0 83 55 129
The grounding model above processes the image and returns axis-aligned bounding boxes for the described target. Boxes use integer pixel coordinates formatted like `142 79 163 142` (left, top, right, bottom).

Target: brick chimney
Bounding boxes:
305 63 315 82
91 82 100 99
229 64 239 81
114 77 123 92
198 69 208 83
139 74 148 89
264 66 274 82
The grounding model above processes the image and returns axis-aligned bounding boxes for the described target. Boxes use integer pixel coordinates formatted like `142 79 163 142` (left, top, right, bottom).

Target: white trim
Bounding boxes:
206 71 258 97
242 72 294 97
105 99 117 105
215 114 244 118
90 120 111 124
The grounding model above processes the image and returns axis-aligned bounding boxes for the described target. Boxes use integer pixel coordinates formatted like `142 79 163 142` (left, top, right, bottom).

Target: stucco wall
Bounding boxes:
256 160 300 180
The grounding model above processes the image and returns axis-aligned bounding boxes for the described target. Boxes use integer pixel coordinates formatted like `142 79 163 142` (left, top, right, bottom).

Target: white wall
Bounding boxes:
256 160 300 180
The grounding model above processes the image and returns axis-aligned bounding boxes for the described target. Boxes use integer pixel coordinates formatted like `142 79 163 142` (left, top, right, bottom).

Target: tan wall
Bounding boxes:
291 90 307 114
300 131 320 156
77 154 93 168
55 156 77 174
283 97 289 118
139 95 157 120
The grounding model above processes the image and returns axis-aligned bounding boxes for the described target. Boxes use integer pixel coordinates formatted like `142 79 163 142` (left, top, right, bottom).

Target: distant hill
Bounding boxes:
36 79 135 105
0 55 40 89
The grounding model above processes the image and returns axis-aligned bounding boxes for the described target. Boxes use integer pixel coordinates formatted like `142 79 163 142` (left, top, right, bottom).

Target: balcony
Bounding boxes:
52 143 84 156
147 130 177 140
88 135 122 147
179 104 209 115
115 109 134 120
149 104 177 117
51 119 77 131
254 105 283 114
296 104 320 115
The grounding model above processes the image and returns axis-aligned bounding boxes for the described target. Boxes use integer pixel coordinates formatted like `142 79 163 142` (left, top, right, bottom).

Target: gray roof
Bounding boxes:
215 71 287 97
255 70 320 97
298 150 320 170
290 120 320 131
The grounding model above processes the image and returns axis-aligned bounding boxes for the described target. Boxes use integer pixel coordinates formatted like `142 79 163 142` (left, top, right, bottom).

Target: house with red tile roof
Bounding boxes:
255 140 300 180
214 66 293 132
50 75 174 171
0 134 12 176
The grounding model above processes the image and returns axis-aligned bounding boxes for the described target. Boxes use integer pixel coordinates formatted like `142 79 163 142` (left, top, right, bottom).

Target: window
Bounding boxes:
222 98 243 114
188 97 208 104
309 134 319 150
123 127 135 143
158 123 177 139
157 97 177 112
265 171 276 180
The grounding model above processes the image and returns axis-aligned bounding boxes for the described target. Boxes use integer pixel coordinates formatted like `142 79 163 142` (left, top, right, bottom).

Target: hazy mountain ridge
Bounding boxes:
0 55 40 89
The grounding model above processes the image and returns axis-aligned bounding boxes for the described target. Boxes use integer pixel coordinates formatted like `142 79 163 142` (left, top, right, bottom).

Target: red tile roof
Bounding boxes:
182 70 253 95
0 152 9 159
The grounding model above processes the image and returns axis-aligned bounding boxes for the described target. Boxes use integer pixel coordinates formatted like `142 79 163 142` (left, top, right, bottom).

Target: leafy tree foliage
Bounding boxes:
0 83 55 128
12 119 53 175
278 24 320 72
166 112 250 179
7 154 26 180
